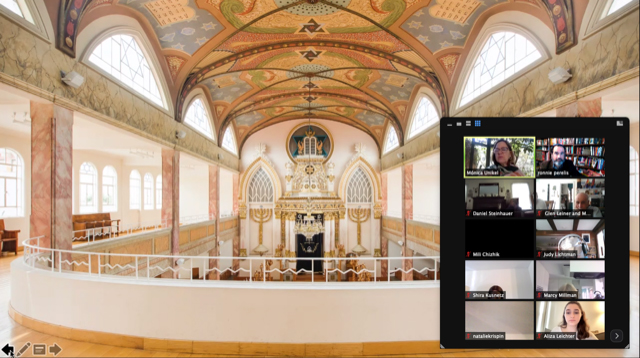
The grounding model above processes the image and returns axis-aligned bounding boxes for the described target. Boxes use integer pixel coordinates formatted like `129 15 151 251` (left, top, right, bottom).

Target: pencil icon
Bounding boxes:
16 342 31 357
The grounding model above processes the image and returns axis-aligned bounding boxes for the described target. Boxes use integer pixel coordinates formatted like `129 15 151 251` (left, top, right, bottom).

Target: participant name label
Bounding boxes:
537 250 578 259
535 291 579 299
465 291 507 299
536 332 576 340
466 170 500 176
465 332 506 340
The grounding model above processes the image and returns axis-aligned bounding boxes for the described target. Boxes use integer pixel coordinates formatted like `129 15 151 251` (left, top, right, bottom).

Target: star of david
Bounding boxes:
302 82 318 89
305 165 315 175
299 48 322 62
299 19 325 37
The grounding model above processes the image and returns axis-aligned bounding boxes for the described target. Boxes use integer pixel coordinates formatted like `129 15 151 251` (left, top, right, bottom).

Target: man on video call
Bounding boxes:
539 144 602 177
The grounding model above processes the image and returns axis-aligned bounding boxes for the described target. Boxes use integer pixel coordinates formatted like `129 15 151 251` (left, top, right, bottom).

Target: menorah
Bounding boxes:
250 208 272 255
348 207 370 255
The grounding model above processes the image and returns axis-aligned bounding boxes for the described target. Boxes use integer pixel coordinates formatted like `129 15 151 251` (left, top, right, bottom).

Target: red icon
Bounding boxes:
537 292 541 298
466 210 470 216
466 292 470 298
537 251 541 257
537 333 541 339
466 333 470 339
538 211 541 216
466 251 470 257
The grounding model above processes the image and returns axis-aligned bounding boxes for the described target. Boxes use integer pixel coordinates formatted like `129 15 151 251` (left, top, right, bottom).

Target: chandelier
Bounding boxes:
293 78 325 242
294 197 325 241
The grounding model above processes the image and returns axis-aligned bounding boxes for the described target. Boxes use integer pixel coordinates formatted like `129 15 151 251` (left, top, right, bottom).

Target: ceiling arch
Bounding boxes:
54 0 573 155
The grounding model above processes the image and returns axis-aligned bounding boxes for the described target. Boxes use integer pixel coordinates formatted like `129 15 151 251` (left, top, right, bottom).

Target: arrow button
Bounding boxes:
48 343 62 356
610 329 623 343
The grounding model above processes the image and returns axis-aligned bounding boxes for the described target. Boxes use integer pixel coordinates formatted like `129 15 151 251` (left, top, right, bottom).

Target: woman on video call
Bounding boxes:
486 139 524 177
551 301 598 340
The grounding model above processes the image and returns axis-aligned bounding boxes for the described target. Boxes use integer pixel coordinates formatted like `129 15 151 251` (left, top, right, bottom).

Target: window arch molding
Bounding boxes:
220 123 239 156
79 22 173 113
0 0 54 42
181 90 217 142
451 21 551 115
238 157 282 205
580 0 639 40
403 86 442 143
382 123 400 155
338 156 382 203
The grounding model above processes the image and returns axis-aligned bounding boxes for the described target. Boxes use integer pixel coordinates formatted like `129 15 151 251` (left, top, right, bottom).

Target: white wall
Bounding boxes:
240 119 380 197
388 239 402 271
12 259 440 343
413 152 439 224
465 261 534 299
465 301 534 340
0 132 31 246
121 165 162 227
387 168 402 218
219 168 233 217
179 164 209 219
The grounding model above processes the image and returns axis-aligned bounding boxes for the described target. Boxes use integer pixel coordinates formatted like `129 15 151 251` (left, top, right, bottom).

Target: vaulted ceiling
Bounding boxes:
55 0 575 153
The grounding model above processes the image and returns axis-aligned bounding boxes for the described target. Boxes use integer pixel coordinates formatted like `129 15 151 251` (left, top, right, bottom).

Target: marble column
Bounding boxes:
162 148 180 277
401 164 413 281
381 236 389 279
556 98 602 117
232 173 240 272
208 164 219 280
30 102 73 267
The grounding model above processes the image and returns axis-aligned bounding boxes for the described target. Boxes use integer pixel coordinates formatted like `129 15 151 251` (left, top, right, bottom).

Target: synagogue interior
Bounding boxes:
0 0 638 356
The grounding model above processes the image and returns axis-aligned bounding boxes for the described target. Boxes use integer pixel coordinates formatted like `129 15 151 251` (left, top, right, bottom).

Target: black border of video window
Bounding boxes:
465 260 534 299
535 260 605 300
535 178 604 218
464 137 536 178
535 219 605 259
465 178 535 218
536 138 605 178
535 301 605 341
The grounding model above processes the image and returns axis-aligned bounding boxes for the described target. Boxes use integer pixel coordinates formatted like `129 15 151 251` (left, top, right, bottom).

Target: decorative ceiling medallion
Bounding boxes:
166 55 186 80
299 48 323 62
213 75 236 88
144 0 196 27
437 53 460 81
429 0 482 24
299 19 326 37
385 74 408 87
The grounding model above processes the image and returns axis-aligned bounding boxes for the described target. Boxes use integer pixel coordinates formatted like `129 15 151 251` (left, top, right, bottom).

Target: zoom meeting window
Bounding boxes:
440 118 629 349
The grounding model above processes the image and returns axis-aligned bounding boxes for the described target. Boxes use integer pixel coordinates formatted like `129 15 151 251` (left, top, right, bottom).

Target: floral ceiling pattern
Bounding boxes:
56 0 570 153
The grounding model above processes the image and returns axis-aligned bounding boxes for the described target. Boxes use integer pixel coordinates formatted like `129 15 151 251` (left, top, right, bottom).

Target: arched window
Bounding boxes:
79 162 98 213
408 96 439 138
143 173 154 210
156 175 162 210
631 146 639 216
221 126 237 155
184 98 214 139
130 170 141 210
0 148 24 218
605 0 636 16
88 34 166 108
383 125 399 154
0 0 33 22
102 166 118 212
346 167 373 204
460 31 541 107
247 168 274 203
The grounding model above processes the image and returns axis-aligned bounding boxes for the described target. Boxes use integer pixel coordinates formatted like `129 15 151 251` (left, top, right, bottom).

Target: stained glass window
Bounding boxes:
384 126 399 154
248 168 273 203
222 127 237 154
408 96 439 138
184 98 214 139
347 168 373 203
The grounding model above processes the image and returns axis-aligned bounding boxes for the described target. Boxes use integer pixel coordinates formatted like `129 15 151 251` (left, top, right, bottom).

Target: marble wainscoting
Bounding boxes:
455 10 639 118
0 15 238 171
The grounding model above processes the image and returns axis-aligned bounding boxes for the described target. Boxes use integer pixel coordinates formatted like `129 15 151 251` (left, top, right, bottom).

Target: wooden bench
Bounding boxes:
0 219 19 255
72 213 120 241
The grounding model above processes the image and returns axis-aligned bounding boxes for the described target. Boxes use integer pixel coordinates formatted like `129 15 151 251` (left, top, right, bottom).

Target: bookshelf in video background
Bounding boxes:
536 138 605 175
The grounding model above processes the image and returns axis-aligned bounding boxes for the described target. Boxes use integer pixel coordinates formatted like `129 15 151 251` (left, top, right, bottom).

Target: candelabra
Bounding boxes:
250 207 272 256
348 207 370 255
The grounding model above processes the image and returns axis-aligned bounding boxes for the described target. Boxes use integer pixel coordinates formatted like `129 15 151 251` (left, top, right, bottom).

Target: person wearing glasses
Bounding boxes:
539 144 602 177
486 139 524 176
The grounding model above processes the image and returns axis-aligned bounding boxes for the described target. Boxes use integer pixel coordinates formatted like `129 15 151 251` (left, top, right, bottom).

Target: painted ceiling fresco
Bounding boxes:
60 0 568 153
